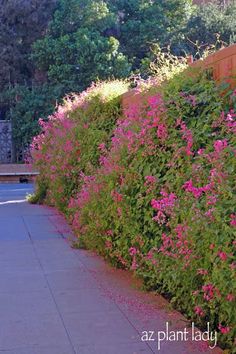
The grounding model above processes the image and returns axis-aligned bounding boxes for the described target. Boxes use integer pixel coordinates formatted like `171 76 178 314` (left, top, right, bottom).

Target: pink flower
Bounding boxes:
151 192 177 225
194 306 204 317
98 143 106 152
147 95 162 108
197 148 205 155
206 195 217 206
38 118 46 128
117 207 122 217
176 119 193 156
225 112 236 133
151 192 177 211
197 268 208 276
205 208 215 220
131 256 138 270
174 224 188 239
230 262 236 270
231 89 236 97
105 240 112 249
183 180 213 199
145 175 156 184
152 211 166 225
111 190 123 203
188 95 197 107
146 250 154 260
230 214 236 227
213 139 228 154
218 324 230 334
157 123 168 140
202 283 215 301
129 247 137 256
218 251 227 261
182 180 201 198
226 294 235 302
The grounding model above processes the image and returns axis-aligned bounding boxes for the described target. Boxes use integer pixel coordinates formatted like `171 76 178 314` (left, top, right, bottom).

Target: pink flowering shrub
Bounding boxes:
31 71 235 349
31 80 128 209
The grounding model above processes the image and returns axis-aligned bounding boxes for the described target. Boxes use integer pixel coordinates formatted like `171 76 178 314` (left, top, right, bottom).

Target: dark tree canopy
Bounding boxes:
0 0 57 90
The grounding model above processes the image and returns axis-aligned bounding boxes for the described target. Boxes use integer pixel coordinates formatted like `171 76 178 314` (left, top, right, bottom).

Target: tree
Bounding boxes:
180 2 236 57
0 0 57 91
32 0 131 95
49 0 115 37
110 0 193 68
3 84 56 161
0 0 57 159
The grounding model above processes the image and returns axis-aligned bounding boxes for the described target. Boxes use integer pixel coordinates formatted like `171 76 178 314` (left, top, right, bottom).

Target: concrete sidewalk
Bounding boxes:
0 184 222 354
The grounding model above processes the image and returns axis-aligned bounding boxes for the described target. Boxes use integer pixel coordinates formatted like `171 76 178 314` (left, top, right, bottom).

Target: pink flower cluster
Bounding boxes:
218 324 231 334
129 247 138 270
111 190 123 203
194 306 204 317
158 224 192 266
145 175 157 184
197 268 208 276
202 284 220 302
230 214 236 227
151 191 177 225
145 175 157 194
182 179 212 199
129 247 138 256
217 251 227 261
213 139 228 154
176 118 193 156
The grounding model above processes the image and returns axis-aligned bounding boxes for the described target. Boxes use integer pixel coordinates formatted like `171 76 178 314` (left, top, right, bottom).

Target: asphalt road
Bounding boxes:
0 183 34 203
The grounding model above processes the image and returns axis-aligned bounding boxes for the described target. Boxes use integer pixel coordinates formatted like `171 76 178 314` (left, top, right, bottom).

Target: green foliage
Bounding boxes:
27 180 48 204
140 43 188 80
0 0 57 91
